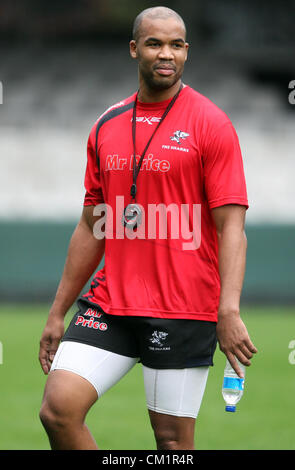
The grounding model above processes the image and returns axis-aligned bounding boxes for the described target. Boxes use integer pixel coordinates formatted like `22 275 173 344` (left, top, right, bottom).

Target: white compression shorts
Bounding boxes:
50 341 210 419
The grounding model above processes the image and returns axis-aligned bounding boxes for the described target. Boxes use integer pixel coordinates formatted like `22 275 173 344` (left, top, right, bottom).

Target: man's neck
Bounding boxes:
137 79 182 103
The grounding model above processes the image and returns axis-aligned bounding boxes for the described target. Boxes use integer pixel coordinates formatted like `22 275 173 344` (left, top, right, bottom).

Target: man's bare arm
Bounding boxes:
39 205 105 374
49 205 105 318
212 204 257 377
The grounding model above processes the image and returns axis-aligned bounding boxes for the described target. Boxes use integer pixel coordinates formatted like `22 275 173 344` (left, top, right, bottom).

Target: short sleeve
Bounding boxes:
83 122 104 206
202 122 249 210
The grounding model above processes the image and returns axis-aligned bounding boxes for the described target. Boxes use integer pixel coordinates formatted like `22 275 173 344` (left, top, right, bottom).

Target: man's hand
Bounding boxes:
39 315 65 375
216 312 257 377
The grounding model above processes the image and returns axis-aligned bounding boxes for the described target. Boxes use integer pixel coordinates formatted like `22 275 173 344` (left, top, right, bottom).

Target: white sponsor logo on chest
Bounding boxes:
131 116 162 125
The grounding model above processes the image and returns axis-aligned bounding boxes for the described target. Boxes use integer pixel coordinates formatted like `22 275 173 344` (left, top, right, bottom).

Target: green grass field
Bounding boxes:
0 304 295 450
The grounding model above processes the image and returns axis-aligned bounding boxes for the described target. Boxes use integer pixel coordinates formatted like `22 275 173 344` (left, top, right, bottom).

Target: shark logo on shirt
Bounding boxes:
170 130 190 144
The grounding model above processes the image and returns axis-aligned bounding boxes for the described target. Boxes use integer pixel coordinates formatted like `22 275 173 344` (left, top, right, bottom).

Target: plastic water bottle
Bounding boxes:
222 358 245 412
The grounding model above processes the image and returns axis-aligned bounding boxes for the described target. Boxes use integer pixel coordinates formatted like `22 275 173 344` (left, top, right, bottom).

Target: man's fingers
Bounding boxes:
246 340 258 354
238 342 254 361
232 338 258 367
39 347 50 375
39 318 64 374
40 359 49 375
48 336 61 362
49 349 58 363
238 338 258 361
226 352 244 378
49 352 55 362
234 349 251 368
39 337 58 374
227 340 258 376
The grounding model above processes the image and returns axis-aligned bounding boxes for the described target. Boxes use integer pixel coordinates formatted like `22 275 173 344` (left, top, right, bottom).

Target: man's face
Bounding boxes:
130 16 189 91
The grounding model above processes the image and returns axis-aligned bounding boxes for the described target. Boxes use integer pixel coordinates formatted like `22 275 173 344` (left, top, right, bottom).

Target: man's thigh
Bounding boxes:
41 368 99 421
50 341 139 398
143 366 210 418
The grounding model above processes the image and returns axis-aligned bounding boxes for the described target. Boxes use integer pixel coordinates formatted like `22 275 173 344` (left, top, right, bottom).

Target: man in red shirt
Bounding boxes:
39 6 257 450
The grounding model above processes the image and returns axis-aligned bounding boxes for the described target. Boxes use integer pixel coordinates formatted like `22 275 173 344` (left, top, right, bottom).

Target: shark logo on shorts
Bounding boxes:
170 130 190 144
149 331 168 347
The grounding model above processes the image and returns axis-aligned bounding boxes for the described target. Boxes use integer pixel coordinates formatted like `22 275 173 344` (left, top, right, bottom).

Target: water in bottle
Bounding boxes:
222 358 245 412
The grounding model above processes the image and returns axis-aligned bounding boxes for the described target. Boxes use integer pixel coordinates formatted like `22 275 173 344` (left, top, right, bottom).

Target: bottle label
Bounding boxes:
223 377 244 390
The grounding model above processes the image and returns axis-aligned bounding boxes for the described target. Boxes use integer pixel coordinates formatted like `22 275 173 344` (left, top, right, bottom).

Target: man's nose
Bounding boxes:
158 45 174 60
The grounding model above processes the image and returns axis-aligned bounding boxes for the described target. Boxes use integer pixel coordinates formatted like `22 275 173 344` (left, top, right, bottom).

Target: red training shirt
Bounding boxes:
82 85 248 322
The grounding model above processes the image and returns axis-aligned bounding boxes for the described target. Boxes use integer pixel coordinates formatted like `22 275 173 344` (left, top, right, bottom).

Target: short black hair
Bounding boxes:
132 6 186 42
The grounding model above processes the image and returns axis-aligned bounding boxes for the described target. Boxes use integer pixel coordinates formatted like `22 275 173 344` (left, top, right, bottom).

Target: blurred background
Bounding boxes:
0 0 294 450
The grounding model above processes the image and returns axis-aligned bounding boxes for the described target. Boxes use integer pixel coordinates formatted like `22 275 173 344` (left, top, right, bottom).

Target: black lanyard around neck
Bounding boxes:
130 82 183 201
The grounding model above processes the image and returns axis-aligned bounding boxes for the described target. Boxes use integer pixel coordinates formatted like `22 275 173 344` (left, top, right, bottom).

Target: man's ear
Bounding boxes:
184 42 189 61
129 40 137 59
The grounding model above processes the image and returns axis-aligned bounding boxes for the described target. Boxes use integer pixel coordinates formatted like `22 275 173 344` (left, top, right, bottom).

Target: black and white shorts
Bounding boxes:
62 298 217 369
50 298 217 418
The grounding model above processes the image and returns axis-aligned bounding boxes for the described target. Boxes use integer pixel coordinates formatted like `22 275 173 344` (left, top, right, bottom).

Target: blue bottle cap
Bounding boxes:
225 405 236 412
